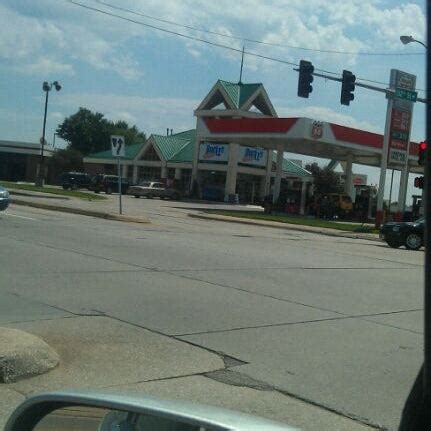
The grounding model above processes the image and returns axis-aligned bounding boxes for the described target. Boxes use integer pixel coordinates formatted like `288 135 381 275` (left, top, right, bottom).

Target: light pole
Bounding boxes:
400 35 428 49
36 80 61 186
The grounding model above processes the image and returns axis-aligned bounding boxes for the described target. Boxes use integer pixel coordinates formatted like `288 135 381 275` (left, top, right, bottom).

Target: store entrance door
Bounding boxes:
237 174 262 204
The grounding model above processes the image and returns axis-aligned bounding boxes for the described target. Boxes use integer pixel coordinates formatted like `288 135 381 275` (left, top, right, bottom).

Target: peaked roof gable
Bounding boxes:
196 80 277 116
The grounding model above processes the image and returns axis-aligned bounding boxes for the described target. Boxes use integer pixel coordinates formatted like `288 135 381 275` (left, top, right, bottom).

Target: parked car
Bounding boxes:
128 181 182 200
380 216 425 250
0 185 10 211
90 174 130 194
61 172 92 190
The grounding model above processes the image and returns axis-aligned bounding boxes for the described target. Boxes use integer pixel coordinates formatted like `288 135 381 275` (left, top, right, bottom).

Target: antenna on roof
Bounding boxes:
238 45 245 84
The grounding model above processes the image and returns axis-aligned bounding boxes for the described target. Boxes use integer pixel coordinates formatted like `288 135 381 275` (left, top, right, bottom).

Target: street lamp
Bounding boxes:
400 35 428 49
36 80 62 186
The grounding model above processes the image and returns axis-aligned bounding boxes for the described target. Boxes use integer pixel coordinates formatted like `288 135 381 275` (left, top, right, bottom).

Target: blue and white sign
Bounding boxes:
199 142 229 163
238 146 267 167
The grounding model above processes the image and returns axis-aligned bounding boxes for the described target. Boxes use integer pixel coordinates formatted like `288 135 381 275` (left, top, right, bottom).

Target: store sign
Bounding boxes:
387 69 416 166
311 121 323 139
199 142 229 163
238 146 267 167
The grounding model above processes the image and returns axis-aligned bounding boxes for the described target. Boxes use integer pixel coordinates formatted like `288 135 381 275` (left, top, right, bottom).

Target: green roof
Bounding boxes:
272 153 311 177
86 142 145 160
152 129 196 163
86 129 309 178
219 80 262 109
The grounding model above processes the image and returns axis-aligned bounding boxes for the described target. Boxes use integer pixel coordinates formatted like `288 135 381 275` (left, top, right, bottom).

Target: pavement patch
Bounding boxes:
0 388 25 430
107 375 374 430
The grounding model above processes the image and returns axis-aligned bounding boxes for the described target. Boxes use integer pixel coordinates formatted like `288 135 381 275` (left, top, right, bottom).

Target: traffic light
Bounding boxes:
418 141 427 166
297 60 314 98
414 176 424 189
340 70 356 105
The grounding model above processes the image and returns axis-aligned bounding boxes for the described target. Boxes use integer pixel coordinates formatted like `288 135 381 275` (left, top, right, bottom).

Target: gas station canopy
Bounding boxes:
197 117 423 174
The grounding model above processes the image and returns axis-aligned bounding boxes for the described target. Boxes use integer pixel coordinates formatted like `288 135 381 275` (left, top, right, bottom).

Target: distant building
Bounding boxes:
0 140 54 182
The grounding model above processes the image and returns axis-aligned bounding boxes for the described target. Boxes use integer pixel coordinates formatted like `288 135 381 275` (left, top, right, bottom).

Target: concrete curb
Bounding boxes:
12 199 151 224
0 328 59 383
9 190 69 200
188 212 381 242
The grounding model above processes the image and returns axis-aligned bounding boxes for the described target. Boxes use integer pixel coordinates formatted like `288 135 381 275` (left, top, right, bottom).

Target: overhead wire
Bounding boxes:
67 0 426 93
92 0 425 57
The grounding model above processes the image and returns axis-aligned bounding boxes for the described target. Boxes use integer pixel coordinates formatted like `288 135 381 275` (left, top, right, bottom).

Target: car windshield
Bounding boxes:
1 2 427 431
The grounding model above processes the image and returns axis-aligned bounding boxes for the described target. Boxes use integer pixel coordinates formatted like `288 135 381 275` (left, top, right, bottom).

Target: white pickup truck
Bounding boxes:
127 181 182 200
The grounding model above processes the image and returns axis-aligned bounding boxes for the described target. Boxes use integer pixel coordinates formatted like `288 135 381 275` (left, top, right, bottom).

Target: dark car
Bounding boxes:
380 216 425 250
0 185 10 211
61 172 92 190
91 174 130 194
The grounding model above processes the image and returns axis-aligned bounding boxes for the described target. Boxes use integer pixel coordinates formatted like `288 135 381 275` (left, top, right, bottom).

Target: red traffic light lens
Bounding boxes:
420 141 427 151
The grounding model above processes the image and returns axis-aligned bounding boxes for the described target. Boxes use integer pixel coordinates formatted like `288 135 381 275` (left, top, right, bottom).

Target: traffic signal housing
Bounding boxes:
414 176 424 189
418 141 427 166
297 60 314 98
340 70 356 105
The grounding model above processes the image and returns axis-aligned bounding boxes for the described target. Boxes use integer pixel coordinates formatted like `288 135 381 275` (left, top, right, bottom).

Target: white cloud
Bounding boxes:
0 2 143 80
58 93 200 134
19 58 75 76
0 0 425 82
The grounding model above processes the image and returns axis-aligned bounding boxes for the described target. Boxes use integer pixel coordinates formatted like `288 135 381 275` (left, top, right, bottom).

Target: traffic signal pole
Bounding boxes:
304 70 428 104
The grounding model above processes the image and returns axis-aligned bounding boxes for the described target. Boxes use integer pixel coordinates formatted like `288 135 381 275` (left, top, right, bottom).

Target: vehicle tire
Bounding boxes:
405 233 422 250
386 239 401 248
134 195 140 198
62 185 69 190
171 192 180 200
94 189 100 194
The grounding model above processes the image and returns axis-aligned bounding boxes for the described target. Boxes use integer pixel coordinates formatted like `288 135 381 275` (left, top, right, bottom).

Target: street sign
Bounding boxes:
111 135 125 158
395 87 417 102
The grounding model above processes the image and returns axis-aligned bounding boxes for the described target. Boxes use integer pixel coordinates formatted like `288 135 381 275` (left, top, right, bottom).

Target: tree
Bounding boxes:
111 120 146 148
56 108 146 156
48 148 84 183
305 162 343 195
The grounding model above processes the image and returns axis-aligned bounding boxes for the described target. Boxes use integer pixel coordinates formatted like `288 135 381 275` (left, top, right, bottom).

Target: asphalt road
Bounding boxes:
0 202 424 430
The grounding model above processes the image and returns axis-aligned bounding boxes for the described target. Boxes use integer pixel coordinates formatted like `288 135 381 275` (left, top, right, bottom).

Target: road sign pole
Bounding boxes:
117 156 122 215
376 95 393 227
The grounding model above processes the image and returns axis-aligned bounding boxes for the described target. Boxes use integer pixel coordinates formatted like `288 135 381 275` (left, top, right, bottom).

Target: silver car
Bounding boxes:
0 185 10 211
128 181 182 200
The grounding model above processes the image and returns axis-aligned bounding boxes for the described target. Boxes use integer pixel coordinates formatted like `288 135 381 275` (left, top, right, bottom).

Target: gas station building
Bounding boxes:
85 79 423 216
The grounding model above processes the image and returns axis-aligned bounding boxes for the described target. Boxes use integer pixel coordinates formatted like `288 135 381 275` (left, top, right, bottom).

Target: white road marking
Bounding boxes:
3 212 38 221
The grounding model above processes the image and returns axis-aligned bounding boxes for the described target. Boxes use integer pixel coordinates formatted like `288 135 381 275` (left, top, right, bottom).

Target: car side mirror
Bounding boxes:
4 390 297 431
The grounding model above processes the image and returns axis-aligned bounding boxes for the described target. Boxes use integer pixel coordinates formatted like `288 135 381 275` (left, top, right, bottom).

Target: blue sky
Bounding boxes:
0 0 426 202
